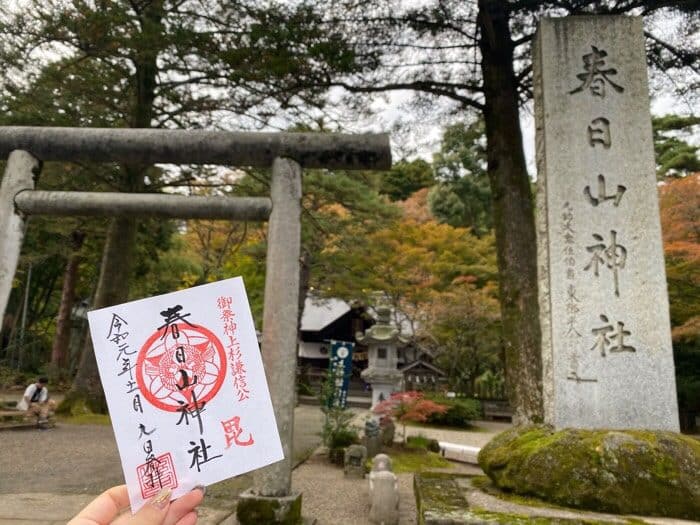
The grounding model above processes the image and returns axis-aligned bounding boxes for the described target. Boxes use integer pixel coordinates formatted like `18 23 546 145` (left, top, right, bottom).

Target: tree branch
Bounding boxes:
330 80 485 110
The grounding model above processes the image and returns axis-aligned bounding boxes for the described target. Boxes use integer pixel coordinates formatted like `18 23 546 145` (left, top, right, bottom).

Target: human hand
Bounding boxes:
68 485 205 525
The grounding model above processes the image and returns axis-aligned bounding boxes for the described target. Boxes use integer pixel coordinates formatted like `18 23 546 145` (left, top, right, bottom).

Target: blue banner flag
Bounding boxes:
328 340 354 409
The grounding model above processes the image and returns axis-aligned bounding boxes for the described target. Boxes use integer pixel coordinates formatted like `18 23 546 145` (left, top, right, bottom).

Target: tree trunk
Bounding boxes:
477 0 543 424
59 2 162 414
50 230 85 379
59 218 137 413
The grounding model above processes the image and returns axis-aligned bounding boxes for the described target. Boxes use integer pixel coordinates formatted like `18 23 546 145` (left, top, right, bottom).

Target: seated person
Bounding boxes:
17 377 56 425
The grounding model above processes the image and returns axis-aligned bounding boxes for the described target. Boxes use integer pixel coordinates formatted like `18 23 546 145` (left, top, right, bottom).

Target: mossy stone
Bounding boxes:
236 490 302 524
478 425 700 520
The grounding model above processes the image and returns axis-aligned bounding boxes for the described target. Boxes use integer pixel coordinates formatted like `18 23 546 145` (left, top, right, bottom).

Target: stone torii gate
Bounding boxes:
0 126 390 523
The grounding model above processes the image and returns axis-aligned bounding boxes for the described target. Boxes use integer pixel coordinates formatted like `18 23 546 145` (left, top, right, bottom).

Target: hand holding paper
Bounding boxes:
68 485 204 525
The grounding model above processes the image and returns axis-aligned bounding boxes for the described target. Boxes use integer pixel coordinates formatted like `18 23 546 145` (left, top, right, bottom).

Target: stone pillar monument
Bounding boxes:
534 16 679 430
357 296 405 407
237 157 303 523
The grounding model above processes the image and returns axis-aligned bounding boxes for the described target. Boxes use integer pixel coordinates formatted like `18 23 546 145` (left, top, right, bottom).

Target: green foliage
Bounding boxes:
425 396 481 428
426 284 502 395
406 434 441 453
57 413 112 426
653 115 700 178
379 159 435 201
318 371 359 455
429 120 493 236
0 365 29 388
390 449 451 473
0 0 378 392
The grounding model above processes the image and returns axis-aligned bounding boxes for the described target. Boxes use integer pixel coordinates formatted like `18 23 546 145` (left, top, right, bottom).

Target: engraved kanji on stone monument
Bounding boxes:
584 230 627 297
584 174 625 207
535 16 679 431
569 45 624 97
588 118 611 148
589 314 636 357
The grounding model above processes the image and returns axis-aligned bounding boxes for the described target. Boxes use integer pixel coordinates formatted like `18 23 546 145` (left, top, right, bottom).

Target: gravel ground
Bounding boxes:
0 404 325 495
0 423 124 494
292 450 417 525
0 400 507 524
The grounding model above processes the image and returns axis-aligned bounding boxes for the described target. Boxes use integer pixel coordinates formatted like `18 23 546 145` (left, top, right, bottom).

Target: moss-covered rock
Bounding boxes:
478 425 700 520
236 489 302 524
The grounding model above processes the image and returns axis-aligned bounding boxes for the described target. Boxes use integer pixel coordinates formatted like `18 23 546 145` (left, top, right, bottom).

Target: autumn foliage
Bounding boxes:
373 391 448 443
659 174 700 344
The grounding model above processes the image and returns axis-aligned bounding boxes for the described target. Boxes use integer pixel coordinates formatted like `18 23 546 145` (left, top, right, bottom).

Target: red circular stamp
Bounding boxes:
136 322 226 412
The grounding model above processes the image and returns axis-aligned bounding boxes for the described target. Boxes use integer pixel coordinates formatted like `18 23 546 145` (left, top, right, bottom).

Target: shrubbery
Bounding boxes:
319 371 359 465
406 434 441 453
425 395 481 428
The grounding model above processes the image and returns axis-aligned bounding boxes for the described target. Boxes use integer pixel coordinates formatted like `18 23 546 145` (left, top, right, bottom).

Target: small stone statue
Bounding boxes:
379 416 395 446
365 418 380 437
344 444 367 478
369 453 399 525
364 418 382 457
371 453 392 473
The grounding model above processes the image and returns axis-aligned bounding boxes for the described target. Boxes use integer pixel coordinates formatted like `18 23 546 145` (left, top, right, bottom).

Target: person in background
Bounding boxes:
17 376 56 426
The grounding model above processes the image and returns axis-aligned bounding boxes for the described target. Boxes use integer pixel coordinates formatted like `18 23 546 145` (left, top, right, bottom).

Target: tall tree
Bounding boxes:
428 120 492 235
425 283 502 395
318 217 498 336
0 0 369 411
379 159 435 201
321 0 699 423
49 230 86 377
653 115 700 178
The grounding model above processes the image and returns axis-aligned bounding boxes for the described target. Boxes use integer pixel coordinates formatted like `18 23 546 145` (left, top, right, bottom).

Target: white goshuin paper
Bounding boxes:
88 277 283 512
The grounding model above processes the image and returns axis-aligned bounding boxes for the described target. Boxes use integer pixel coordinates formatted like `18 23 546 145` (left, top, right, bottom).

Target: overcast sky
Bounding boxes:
345 83 698 177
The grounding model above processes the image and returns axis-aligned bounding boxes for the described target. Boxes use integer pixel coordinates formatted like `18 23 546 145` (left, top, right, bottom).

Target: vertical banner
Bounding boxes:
328 340 354 409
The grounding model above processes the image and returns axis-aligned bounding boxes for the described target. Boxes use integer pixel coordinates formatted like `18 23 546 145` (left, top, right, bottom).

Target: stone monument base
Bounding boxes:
236 489 302 525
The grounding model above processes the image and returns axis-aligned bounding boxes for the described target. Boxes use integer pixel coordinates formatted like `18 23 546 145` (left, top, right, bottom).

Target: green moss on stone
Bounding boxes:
236 494 302 525
236 498 280 523
478 425 700 520
469 507 607 524
414 472 471 524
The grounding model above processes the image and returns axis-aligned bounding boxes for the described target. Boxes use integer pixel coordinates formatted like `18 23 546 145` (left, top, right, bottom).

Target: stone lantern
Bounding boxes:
357 297 406 407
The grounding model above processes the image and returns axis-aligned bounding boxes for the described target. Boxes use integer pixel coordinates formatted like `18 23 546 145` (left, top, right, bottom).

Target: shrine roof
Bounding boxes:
300 297 352 332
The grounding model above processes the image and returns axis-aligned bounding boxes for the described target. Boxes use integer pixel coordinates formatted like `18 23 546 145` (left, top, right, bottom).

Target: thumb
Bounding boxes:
130 488 172 525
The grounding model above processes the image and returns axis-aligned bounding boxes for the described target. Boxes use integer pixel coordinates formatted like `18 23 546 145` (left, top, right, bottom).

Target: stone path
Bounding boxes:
292 450 416 525
403 420 511 448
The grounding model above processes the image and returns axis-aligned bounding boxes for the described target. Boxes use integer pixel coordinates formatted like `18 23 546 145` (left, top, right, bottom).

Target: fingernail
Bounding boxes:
194 484 206 496
150 488 171 509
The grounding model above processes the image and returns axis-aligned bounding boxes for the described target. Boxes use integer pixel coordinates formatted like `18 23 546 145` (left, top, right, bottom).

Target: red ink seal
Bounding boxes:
136 322 226 412
137 452 178 499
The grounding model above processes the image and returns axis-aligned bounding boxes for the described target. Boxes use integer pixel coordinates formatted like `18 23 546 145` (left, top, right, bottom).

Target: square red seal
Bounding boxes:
136 452 178 499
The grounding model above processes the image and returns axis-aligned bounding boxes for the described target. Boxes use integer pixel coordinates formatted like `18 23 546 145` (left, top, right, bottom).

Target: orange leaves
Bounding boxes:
398 188 433 224
373 391 448 424
659 174 700 339
659 173 700 248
